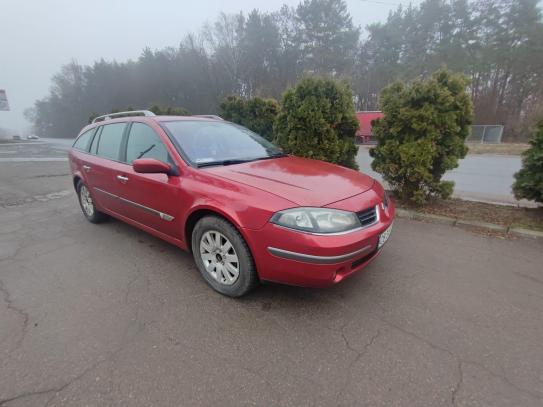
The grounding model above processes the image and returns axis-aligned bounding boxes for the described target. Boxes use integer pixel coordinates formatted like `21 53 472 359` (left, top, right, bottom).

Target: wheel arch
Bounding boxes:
184 206 250 255
73 175 82 191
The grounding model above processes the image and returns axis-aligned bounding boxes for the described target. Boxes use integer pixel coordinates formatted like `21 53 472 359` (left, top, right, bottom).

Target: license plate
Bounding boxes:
378 224 393 249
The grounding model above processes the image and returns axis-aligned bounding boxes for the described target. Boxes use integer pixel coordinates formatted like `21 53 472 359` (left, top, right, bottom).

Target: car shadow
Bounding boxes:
99 215 381 309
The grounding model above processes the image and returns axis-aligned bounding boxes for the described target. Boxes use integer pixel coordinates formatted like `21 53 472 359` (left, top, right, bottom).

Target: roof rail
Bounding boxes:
192 115 223 120
92 110 156 123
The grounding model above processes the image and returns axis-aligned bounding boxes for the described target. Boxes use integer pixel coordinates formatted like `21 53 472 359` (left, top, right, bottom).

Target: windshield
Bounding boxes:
162 120 283 167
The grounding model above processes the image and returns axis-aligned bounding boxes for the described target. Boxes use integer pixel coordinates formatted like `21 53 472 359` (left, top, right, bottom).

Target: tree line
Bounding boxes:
26 0 543 140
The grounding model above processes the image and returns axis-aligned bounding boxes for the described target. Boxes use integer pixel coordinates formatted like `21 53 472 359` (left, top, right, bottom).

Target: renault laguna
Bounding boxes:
69 111 395 296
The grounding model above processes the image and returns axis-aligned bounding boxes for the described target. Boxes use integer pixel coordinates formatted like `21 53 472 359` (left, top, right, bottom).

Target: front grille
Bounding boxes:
356 206 378 227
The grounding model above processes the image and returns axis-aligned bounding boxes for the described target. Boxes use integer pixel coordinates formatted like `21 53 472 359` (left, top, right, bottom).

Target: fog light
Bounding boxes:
334 267 347 282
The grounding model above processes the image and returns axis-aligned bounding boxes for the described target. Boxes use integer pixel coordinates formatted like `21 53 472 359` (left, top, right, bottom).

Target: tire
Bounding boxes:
76 180 108 224
191 216 258 297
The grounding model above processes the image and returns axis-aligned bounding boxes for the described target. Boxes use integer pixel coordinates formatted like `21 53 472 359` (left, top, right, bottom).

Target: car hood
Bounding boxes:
204 156 374 207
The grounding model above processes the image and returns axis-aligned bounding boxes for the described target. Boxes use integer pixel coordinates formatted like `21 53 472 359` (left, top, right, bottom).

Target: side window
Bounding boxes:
125 123 169 164
89 126 102 155
96 123 126 161
73 128 95 151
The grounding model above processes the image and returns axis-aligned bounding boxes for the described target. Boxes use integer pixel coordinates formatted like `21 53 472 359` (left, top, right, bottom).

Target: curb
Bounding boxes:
455 219 507 232
509 228 543 240
395 208 543 240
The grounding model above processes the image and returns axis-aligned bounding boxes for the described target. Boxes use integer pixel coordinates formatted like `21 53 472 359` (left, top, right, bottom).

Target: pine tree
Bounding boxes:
295 0 359 76
220 96 279 141
274 77 358 169
370 69 473 204
513 121 543 203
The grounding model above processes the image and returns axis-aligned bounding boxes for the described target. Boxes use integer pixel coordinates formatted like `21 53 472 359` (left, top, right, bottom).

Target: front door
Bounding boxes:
114 122 185 240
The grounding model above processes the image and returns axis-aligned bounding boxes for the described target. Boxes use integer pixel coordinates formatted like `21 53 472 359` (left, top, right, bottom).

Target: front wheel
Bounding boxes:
191 216 258 297
77 181 108 223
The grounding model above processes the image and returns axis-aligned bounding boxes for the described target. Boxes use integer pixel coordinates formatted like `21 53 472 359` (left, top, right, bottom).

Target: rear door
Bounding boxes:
114 121 184 239
84 122 127 214
70 127 96 181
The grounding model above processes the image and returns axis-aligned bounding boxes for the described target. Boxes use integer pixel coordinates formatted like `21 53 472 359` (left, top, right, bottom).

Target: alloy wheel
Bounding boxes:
199 230 240 285
80 185 94 217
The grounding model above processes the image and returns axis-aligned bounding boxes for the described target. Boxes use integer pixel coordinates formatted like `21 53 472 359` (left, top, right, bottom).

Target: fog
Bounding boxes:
0 0 410 133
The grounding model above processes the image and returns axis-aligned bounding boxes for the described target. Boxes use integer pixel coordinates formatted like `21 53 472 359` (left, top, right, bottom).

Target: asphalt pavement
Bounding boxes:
0 141 542 406
356 147 526 206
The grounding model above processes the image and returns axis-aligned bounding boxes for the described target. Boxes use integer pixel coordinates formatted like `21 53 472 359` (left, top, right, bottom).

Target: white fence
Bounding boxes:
357 124 505 144
467 125 504 144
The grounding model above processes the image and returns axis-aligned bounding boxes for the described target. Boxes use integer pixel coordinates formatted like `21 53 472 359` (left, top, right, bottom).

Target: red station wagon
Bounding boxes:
69 110 395 296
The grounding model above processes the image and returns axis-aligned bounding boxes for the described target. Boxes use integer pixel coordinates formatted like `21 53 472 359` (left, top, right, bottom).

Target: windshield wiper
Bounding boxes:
197 153 287 168
252 152 288 161
197 158 256 168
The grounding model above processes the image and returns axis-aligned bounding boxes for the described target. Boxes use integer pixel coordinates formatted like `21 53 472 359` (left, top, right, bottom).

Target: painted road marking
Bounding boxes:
0 142 46 146
0 157 68 162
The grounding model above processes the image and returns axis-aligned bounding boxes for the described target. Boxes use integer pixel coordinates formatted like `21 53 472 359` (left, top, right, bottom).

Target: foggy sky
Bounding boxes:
0 0 419 133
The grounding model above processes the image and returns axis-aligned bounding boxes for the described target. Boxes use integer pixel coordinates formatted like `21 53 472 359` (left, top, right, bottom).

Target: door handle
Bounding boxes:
82 165 91 173
116 175 129 183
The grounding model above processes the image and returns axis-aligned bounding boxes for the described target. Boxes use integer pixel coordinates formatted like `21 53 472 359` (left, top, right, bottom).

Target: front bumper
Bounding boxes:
244 197 395 288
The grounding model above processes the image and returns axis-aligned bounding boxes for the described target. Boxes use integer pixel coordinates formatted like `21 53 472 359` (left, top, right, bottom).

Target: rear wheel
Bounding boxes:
76 181 108 223
191 216 258 297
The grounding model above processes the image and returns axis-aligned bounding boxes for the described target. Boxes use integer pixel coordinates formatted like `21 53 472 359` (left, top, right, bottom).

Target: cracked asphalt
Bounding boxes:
1 141 542 406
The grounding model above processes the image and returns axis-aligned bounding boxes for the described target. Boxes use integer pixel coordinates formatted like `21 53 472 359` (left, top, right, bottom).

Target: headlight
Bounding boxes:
270 208 361 234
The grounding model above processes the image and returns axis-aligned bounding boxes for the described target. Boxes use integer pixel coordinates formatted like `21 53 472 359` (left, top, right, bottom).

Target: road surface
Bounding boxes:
0 139 69 162
357 147 526 206
0 141 542 406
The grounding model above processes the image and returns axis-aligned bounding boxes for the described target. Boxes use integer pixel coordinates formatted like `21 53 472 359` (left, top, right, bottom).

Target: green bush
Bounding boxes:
513 120 543 203
370 69 473 205
220 96 279 141
273 77 359 169
148 105 190 116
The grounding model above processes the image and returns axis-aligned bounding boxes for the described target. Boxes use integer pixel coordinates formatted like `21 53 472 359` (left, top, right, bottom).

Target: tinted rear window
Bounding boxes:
96 123 126 161
73 128 95 151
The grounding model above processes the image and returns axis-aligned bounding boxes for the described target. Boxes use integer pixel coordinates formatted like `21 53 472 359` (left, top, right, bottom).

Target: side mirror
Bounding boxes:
133 158 172 175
